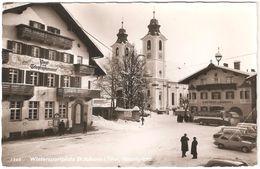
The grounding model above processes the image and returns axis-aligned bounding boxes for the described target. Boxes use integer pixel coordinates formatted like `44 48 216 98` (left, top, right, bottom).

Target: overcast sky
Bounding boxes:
63 2 257 81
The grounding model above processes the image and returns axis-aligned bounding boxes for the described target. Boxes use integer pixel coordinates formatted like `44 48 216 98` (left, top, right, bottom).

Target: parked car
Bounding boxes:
237 123 257 132
194 118 231 126
213 126 256 142
213 134 256 153
204 158 248 167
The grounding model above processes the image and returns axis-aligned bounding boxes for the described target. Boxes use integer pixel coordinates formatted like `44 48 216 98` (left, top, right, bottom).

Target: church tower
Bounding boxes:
111 21 133 59
141 11 168 111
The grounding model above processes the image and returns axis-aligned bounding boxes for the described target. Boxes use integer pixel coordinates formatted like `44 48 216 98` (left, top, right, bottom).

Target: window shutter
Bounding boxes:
21 44 27 55
2 68 10 82
38 72 44 86
70 54 74 64
55 75 59 87
25 71 31 84
44 73 48 86
70 77 75 87
29 20 34 27
41 24 45 30
61 75 64 87
40 48 44 58
60 53 64 62
44 49 49 59
7 40 13 50
78 77 82 88
55 51 60 61
18 70 24 83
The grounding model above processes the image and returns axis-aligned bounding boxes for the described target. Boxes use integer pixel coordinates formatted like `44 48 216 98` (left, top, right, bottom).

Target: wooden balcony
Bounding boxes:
16 24 73 50
2 83 34 100
74 64 96 76
57 88 101 100
196 83 237 91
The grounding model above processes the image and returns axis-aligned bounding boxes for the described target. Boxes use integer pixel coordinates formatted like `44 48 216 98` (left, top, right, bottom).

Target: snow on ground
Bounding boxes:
2 112 257 167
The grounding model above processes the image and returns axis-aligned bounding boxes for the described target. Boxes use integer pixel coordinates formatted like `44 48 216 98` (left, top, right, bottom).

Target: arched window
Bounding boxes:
159 70 162 77
125 48 129 56
116 47 119 56
147 40 151 50
159 40 162 50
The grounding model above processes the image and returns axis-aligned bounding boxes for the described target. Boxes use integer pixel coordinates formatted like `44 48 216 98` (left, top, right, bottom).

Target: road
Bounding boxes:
2 114 257 167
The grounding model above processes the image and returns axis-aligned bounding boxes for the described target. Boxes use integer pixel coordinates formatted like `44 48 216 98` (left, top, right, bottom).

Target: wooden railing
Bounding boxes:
2 83 34 96
196 83 237 91
16 24 73 50
74 64 95 76
57 88 101 99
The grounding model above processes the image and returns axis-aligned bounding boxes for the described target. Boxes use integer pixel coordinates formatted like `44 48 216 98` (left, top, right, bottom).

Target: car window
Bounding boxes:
220 136 228 140
230 136 240 142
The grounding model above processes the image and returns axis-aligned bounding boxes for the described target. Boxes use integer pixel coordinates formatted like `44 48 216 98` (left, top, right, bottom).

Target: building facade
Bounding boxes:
2 3 105 139
141 12 188 112
179 62 256 122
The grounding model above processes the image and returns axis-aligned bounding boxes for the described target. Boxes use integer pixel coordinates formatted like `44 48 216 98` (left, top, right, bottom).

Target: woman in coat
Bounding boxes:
191 137 198 159
180 133 189 157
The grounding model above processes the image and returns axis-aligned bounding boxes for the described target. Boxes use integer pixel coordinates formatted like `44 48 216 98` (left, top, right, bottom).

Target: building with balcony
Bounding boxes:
2 3 106 139
179 62 257 122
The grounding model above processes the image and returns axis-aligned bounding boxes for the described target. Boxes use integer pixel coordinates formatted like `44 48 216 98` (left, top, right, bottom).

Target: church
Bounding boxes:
111 11 188 112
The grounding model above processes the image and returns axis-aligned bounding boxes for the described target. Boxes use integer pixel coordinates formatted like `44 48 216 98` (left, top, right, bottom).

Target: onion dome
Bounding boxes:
147 11 161 36
116 21 128 43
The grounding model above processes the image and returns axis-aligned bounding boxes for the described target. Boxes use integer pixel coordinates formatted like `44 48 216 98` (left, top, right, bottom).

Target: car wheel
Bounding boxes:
241 147 249 153
218 144 224 149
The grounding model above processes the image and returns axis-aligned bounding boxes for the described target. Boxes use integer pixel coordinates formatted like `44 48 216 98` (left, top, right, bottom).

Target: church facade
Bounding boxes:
111 12 188 112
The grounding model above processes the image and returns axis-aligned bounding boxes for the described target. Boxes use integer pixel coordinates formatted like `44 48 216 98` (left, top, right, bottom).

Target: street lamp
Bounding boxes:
215 47 222 65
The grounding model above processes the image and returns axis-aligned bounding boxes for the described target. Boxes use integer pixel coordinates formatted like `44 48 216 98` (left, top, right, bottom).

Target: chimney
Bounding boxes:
234 61 240 70
251 69 255 72
223 63 228 67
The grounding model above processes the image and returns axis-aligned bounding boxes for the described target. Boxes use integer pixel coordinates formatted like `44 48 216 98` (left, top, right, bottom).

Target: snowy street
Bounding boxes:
2 113 257 167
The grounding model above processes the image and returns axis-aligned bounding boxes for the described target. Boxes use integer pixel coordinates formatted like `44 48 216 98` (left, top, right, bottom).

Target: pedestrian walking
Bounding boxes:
58 120 65 136
180 133 189 157
191 137 198 159
141 116 144 126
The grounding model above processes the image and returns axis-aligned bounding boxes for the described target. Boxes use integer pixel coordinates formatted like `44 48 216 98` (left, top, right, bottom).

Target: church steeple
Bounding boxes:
116 20 128 43
147 10 161 36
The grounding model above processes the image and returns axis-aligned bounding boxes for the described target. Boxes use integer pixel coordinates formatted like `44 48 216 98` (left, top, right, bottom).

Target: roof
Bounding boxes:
246 73 257 80
3 3 104 59
179 63 253 84
90 59 106 76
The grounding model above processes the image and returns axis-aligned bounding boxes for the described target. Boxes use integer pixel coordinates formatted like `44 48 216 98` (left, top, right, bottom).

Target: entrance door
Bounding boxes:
75 104 82 124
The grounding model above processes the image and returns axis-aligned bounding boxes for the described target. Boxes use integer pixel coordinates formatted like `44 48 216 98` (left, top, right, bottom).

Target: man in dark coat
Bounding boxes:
191 137 198 159
58 120 65 136
180 133 189 157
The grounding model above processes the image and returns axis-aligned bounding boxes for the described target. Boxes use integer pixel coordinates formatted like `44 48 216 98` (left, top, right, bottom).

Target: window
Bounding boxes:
159 92 162 101
214 77 219 83
200 79 206 85
29 101 39 120
159 40 162 50
30 72 39 85
159 70 162 77
13 42 23 54
147 53 151 59
125 48 129 56
74 77 81 88
201 106 208 112
29 20 45 30
48 50 56 60
192 92 196 99
226 76 233 83
47 74 55 87
172 93 175 105
116 47 119 56
59 102 67 118
147 90 150 97
77 56 83 64
230 136 240 142
226 91 234 99
32 46 40 57
47 26 60 34
220 136 228 140
147 40 151 50
63 76 70 87
9 69 19 83
240 91 250 99
189 93 191 100
200 92 208 99
212 92 221 99
45 102 54 119
180 93 182 98
63 53 71 63
10 101 22 121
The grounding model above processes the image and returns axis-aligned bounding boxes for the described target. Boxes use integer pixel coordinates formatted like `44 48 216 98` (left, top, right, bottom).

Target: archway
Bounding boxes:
229 107 243 116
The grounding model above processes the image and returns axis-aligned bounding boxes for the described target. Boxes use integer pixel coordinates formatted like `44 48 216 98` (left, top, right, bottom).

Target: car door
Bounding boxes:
229 136 241 150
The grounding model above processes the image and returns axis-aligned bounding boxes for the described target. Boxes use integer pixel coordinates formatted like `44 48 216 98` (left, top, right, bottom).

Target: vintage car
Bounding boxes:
204 158 248 167
213 126 256 142
193 117 231 126
214 134 256 153
237 123 257 132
